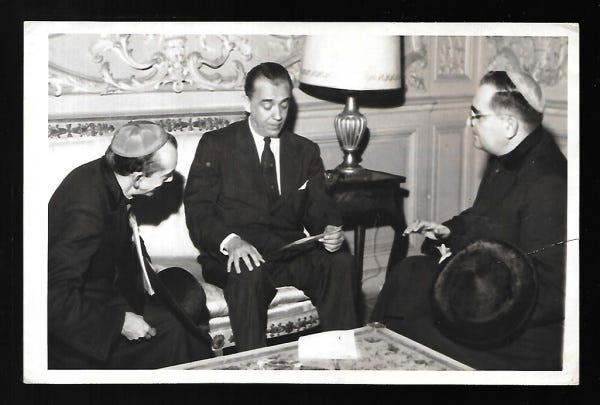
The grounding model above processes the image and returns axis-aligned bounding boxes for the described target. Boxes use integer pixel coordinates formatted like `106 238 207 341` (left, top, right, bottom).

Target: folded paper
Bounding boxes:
298 329 358 360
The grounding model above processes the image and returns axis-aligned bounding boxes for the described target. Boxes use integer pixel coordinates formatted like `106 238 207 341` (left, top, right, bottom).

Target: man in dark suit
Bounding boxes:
48 121 213 369
371 71 568 370
184 62 358 351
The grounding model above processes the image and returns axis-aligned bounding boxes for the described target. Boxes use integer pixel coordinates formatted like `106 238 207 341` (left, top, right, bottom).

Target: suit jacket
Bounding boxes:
423 126 568 327
48 157 145 364
184 119 342 261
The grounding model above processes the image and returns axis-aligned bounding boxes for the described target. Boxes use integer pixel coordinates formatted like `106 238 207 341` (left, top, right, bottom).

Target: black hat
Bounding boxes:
431 239 538 349
146 266 213 347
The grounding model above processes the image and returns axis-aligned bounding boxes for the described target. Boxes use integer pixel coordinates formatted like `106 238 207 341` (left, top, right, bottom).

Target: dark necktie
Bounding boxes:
261 137 279 205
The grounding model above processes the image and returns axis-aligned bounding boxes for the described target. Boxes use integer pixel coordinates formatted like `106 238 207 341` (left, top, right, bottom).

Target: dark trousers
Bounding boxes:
49 295 214 369
203 249 359 352
370 255 563 371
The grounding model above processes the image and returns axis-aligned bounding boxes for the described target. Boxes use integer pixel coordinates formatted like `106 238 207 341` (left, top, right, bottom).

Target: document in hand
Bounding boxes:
262 232 325 262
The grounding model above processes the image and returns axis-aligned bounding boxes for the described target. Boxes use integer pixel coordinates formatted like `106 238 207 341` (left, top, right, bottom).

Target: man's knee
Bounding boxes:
388 255 438 279
226 263 266 288
329 251 355 276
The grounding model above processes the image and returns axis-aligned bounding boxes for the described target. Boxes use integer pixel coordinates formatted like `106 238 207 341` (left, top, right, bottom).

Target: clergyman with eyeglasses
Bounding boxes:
371 71 567 370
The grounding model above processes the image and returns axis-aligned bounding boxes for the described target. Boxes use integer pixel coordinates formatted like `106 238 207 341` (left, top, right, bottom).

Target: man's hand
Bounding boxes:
403 220 451 240
319 225 344 252
121 312 156 341
224 236 265 274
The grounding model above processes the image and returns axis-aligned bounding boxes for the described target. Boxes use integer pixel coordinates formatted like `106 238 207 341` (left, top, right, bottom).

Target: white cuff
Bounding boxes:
220 233 239 255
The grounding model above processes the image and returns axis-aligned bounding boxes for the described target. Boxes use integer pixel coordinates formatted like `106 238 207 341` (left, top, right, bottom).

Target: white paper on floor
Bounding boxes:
298 329 358 360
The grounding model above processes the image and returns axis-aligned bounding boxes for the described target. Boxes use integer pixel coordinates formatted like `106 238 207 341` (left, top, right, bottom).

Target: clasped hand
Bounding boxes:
121 312 156 341
403 220 451 240
319 225 344 252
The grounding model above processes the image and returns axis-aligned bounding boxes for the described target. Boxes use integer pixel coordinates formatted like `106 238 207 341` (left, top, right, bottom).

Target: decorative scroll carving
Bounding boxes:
49 66 109 97
436 36 468 78
484 37 567 87
404 36 428 92
268 35 304 84
48 116 233 139
49 34 304 96
89 34 249 94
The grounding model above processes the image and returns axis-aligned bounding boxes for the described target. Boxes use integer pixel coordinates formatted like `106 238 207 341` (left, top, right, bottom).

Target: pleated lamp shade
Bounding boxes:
299 35 402 91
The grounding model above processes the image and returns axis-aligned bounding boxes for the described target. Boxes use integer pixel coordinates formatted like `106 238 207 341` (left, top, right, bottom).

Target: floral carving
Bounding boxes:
48 116 232 139
484 37 567 87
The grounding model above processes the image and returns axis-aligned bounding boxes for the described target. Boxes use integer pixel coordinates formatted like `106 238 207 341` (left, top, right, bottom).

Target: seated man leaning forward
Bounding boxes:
371 71 567 370
184 62 359 352
48 121 213 369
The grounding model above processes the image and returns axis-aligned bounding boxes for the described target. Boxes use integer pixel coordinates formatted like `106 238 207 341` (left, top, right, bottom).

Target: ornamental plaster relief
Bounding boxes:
403 36 428 92
483 36 568 87
48 34 303 96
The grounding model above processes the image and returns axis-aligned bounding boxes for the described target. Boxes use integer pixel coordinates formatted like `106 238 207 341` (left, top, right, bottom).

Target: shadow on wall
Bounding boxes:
132 171 185 225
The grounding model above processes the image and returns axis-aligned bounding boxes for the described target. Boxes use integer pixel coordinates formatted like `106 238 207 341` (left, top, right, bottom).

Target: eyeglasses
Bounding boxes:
467 112 512 126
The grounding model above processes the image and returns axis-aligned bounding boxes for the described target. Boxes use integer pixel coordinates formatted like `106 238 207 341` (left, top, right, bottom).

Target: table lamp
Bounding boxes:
299 35 402 174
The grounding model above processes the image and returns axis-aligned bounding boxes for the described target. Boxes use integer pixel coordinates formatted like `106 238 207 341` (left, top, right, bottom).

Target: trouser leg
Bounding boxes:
274 250 359 331
370 255 439 330
223 263 278 352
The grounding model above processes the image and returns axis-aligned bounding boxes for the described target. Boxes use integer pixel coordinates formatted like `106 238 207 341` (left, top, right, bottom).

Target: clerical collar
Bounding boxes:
497 125 544 171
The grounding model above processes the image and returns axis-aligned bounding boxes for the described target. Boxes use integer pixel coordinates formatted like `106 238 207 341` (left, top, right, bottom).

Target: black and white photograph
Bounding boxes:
22 21 579 384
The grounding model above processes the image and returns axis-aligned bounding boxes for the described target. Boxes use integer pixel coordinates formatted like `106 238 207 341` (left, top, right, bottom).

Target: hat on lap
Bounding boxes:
431 239 538 349
146 266 213 347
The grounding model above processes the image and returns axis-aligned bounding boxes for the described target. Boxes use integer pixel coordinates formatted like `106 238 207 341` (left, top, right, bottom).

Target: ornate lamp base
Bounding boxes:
336 155 364 174
333 95 367 175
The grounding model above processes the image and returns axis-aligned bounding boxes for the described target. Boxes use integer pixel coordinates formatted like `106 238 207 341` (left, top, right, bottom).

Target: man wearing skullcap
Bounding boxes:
48 121 213 368
371 71 567 370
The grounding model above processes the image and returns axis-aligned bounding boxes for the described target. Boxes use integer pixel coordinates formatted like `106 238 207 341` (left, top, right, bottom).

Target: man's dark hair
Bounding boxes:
244 62 293 98
105 133 177 176
480 71 543 129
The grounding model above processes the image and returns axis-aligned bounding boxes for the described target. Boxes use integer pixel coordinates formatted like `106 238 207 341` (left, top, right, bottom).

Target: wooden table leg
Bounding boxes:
354 224 366 285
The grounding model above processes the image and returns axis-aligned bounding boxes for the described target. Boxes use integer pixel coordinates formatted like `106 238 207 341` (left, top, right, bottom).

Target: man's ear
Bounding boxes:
504 116 519 140
242 94 251 113
132 172 144 189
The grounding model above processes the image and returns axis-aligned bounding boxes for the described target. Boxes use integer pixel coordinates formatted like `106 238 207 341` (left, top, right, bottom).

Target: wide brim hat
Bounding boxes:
146 266 213 347
431 239 538 349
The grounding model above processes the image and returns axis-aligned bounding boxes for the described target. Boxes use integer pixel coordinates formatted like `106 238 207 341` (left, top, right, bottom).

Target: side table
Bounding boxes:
325 168 408 285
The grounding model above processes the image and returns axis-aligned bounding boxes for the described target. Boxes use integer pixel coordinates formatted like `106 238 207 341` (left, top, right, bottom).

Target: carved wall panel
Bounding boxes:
49 34 304 96
432 124 465 222
434 36 472 80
